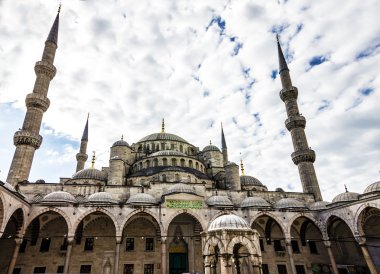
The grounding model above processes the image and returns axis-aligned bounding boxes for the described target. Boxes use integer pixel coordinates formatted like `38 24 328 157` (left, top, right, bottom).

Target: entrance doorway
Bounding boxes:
169 253 188 274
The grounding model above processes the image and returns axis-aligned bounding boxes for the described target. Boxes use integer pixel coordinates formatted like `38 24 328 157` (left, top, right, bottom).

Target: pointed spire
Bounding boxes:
161 118 165 133
277 34 289 74
91 151 96 169
240 153 245 176
344 184 348 192
46 5 61 45
81 114 89 141
209 140 212 145
121 135 124 141
221 122 227 149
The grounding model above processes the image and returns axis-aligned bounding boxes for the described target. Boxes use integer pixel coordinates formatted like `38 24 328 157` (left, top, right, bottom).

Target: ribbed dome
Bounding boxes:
138 133 188 143
206 196 233 207
87 192 117 204
151 150 187 157
332 192 359 203
0 181 16 192
73 168 107 181
240 176 263 186
364 181 380 194
127 193 157 205
42 191 76 203
308 201 329 210
202 145 221 152
208 214 251 231
164 183 197 196
112 139 130 147
241 197 272 208
274 198 306 209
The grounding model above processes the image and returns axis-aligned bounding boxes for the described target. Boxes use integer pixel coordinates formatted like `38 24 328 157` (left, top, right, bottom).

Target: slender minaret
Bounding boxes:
76 114 89 172
221 122 228 166
161 118 165 133
7 8 60 185
277 36 322 201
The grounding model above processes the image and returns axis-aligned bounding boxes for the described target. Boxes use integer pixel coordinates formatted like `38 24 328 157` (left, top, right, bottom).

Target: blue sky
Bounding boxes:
0 0 379 201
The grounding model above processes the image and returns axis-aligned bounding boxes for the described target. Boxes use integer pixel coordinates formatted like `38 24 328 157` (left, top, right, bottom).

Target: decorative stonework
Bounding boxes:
13 130 42 149
76 152 88 162
25 93 50 112
285 115 306 131
279 87 298 102
291 149 316 164
34 61 56 79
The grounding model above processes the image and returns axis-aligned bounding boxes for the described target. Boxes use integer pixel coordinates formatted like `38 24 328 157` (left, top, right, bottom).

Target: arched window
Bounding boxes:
175 174 180 181
163 158 168 166
180 159 185 167
156 144 159 151
146 160 150 168
180 145 183 152
162 174 166 182
172 158 177 166
139 162 143 170
195 162 199 170
154 158 158 167
188 175 191 183
189 160 193 168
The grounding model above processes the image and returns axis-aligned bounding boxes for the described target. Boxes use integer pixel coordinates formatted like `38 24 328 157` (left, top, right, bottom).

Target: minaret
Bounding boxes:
76 114 89 172
161 118 165 133
221 122 228 166
277 36 322 201
7 8 60 185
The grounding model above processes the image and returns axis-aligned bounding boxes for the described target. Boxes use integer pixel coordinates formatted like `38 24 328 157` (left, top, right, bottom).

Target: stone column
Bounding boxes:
220 254 232 274
323 241 339 274
63 237 74 274
114 237 122 274
6 238 22 274
161 237 167 274
252 265 261 274
204 256 211 274
360 243 377 274
285 239 296 274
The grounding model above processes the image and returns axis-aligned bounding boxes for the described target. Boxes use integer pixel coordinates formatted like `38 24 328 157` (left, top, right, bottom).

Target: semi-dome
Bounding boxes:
241 197 272 208
87 192 117 204
112 139 130 147
202 144 221 152
73 168 107 181
240 176 264 186
206 196 233 207
332 192 359 204
364 181 380 194
42 191 76 203
208 214 251 231
308 201 329 210
274 198 306 209
164 183 197 196
151 150 187 157
138 133 188 143
127 193 157 205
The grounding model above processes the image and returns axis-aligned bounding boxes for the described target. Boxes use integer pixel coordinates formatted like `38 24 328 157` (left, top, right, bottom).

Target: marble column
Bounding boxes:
63 237 74 274
323 241 339 274
220 254 232 274
114 237 122 274
161 237 167 274
252 265 261 274
285 239 296 274
6 238 22 274
360 243 378 274
204 256 211 274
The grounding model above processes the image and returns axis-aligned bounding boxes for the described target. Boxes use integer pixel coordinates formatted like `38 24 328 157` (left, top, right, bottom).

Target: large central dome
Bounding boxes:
138 132 188 143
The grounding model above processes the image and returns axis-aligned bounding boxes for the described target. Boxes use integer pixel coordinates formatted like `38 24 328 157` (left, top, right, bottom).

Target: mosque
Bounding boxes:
0 7 379 274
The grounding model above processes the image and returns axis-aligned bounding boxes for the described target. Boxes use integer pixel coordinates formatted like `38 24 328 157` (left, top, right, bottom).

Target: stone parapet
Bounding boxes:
13 130 42 149
280 86 298 102
25 93 50 112
34 60 56 79
291 149 316 165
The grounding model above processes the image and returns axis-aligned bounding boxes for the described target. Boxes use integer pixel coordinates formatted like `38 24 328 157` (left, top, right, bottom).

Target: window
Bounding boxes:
13 268 21 274
144 264 154 274
277 265 287 274
84 238 94 251
273 240 284 251
33 267 46 273
126 238 134 251
308 241 318 254
295 265 306 274
291 240 300 253
145 238 154 251
57 266 64 273
259 239 265 251
80 265 92 274
262 264 269 274
39 238 51 252
123 264 134 274
19 239 27 253
61 238 68 251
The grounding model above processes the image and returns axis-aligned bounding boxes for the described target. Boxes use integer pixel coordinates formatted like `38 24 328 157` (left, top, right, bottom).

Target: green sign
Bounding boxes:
166 199 203 209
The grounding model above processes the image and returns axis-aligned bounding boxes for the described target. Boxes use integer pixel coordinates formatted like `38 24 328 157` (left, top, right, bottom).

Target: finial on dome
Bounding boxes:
161 118 165 133
240 153 245 176
344 184 348 192
91 151 96 169
209 140 212 145
58 3 62 14
121 135 124 141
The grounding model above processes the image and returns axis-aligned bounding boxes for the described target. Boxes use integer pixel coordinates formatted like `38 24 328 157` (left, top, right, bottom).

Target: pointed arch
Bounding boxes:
24 207 71 235
164 209 206 233
203 235 226 254
226 235 259 256
71 208 118 236
119 208 162 237
286 213 323 237
354 202 380 236
250 212 287 237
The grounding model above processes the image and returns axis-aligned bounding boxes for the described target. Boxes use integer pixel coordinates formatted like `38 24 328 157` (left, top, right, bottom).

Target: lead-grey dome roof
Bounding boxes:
164 183 197 196
87 192 117 204
364 181 380 194
73 168 107 181
202 144 221 152
208 214 251 231
138 133 188 143
274 198 306 209
127 193 157 205
206 196 233 207
240 175 264 186
241 197 272 208
332 192 359 203
42 191 76 203
308 201 329 210
112 139 130 147
151 150 187 157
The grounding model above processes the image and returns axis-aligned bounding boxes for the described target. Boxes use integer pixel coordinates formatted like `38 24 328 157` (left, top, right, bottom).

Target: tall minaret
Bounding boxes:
277 36 322 201
221 123 228 166
76 114 89 172
7 8 60 185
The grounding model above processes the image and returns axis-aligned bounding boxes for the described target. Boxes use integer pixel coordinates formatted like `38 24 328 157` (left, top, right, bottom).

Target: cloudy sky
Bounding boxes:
0 0 379 201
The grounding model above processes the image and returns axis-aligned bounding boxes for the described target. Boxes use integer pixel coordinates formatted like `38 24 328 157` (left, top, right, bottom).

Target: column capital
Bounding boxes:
116 236 123 244
161 236 167 243
323 240 332 248
221 253 232 267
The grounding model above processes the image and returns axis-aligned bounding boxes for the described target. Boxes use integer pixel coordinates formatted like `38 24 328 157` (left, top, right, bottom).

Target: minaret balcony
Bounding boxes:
25 93 50 112
291 149 316 165
76 153 88 162
13 130 42 149
285 115 306 131
280 86 298 102
34 60 56 79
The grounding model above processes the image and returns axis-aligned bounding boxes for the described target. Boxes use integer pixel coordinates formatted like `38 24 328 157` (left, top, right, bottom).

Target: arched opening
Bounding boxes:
172 158 177 166
232 243 252 274
163 158 168 166
189 160 193 168
153 158 159 167
146 160 150 168
168 213 203 274
195 162 199 170
180 145 183 153
180 159 185 167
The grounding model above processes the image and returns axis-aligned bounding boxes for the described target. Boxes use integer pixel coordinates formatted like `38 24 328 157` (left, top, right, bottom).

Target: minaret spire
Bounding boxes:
221 122 228 166
277 35 322 201
240 153 245 176
91 151 96 169
76 114 89 172
7 9 60 185
161 118 165 133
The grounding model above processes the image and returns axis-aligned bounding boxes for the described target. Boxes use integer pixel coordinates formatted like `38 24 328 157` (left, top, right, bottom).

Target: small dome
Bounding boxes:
35 179 46 184
208 214 251 231
138 133 188 143
73 168 107 181
332 192 359 203
0 181 16 192
308 201 329 210
164 183 197 196
364 181 380 194
240 176 263 187
275 188 285 192
112 139 130 147
42 191 76 203
241 197 272 208
274 198 306 209
87 192 117 204
127 193 157 205
202 145 221 152
206 196 233 207
151 150 187 157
